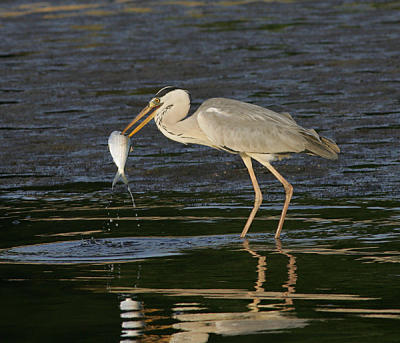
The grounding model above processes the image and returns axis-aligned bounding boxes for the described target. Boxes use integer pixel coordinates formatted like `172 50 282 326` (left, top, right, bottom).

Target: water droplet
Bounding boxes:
126 185 136 208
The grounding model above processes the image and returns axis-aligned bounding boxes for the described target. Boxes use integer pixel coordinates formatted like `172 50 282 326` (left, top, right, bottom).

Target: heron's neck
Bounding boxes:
154 101 192 143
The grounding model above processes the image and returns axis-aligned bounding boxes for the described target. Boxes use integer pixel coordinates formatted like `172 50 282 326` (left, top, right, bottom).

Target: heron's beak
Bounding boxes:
121 103 160 138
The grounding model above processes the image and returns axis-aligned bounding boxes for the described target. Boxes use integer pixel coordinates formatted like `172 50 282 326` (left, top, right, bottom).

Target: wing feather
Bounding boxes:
196 98 308 154
196 98 339 159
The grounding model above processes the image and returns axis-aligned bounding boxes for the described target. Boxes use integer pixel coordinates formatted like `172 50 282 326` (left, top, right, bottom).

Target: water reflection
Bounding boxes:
114 240 307 342
169 240 306 342
243 239 297 312
242 239 267 311
119 298 145 340
110 239 386 341
276 239 297 308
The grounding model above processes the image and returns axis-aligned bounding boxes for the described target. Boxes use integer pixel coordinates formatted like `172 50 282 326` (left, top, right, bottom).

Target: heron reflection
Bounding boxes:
116 239 306 342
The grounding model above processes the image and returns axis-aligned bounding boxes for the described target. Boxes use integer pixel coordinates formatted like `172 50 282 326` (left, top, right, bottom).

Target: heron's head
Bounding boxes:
122 86 190 137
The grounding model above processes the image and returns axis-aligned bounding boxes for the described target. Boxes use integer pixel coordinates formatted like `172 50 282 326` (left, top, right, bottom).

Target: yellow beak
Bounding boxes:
121 103 160 138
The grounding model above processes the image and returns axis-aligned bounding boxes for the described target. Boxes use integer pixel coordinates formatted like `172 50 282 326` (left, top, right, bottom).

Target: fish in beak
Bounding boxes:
107 131 136 206
108 131 131 189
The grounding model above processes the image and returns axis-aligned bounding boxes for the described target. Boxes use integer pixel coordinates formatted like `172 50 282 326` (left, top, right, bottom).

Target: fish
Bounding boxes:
108 130 131 189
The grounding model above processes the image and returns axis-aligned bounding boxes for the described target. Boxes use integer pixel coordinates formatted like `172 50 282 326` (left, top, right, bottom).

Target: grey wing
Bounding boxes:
196 98 310 154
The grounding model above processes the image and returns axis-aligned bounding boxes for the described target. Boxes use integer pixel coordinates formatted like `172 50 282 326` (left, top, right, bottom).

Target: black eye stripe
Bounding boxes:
154 86 191 103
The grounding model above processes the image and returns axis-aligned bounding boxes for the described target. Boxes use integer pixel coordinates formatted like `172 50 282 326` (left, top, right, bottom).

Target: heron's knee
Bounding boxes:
284 183 293 197
255 190 263 205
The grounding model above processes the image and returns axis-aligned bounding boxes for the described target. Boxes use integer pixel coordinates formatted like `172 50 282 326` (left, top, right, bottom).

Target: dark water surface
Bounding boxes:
1 0 400 342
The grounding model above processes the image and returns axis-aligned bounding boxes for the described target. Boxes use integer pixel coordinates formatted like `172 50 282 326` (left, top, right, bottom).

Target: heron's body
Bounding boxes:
122 86 340 239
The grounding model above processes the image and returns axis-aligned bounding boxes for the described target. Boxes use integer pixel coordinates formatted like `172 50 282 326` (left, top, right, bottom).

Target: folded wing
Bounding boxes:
196 98 339 160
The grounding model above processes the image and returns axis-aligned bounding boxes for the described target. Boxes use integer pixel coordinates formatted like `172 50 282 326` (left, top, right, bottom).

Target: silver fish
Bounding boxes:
108 130 131 189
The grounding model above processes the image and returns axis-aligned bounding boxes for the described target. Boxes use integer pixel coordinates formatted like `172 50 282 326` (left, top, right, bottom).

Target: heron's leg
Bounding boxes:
259 161 293 239
240 154 263 238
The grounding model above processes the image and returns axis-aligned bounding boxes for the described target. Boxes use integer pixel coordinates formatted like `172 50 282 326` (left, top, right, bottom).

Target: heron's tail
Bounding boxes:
112 170 129 189
303 129 340 160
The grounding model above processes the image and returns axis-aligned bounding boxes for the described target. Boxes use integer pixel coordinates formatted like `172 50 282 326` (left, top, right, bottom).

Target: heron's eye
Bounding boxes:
152 98 161 105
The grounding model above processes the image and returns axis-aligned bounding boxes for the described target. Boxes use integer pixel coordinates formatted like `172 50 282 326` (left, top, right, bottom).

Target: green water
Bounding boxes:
1 191 399 342
1 0 400 341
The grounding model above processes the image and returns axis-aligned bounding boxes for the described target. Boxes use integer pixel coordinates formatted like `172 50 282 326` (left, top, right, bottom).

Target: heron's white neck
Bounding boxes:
154 96 192 144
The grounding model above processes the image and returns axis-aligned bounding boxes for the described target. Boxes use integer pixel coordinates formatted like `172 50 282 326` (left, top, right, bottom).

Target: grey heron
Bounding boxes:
122 86 340 239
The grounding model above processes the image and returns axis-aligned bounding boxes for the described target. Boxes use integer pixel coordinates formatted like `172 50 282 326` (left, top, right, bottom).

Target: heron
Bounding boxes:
122 86 340 239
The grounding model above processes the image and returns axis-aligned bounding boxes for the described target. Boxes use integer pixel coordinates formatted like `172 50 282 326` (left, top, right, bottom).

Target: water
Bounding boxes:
1 0 400 342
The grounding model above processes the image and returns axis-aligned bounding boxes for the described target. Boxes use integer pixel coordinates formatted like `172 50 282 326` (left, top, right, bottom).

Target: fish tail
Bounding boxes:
112 171 120 189
112 170 129 189
120 172 129 185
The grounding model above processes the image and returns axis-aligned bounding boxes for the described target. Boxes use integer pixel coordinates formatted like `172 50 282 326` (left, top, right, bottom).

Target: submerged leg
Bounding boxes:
256 160 293 239
240 154 263 238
